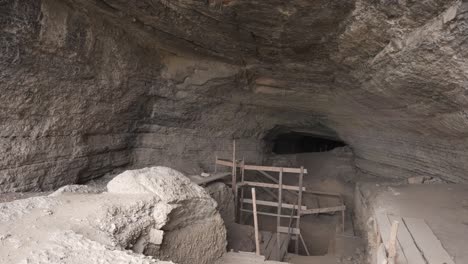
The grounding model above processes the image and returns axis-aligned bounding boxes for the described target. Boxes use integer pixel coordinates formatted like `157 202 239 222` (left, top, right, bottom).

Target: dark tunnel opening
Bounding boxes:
271 132 346 154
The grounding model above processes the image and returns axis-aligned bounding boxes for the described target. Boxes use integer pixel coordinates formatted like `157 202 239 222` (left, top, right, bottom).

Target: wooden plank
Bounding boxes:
231 140 237 221
376 213 408 264
240 209 300 218
244 164 308 174
242 199 307 210
387 215 425 264
377 243 388 264
277 226 300 235
296 166 304 254
239 159 245 223
216 159 308 174
241 181 306 191
277 168 283 261
251 188 260 256
301 205 346 215
388 220 399 264
403 217 455 264
216 159 235 167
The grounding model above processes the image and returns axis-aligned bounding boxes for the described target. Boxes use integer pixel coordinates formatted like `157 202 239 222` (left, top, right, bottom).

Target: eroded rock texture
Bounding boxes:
1 0 468 191
0 166 225 264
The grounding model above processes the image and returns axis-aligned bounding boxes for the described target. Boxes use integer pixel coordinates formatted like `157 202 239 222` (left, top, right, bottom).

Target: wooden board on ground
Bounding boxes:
403 217 455 264
387 215 426 264
375 213 408 264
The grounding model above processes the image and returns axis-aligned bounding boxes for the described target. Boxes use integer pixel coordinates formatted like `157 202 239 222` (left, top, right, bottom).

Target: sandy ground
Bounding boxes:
359 182 468 264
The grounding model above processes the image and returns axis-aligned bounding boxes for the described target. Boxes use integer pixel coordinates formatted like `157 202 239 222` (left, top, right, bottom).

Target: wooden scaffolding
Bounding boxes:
214 140 346 261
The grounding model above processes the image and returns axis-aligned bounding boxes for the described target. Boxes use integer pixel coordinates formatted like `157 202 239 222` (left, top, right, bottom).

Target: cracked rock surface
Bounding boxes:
2 0 468 191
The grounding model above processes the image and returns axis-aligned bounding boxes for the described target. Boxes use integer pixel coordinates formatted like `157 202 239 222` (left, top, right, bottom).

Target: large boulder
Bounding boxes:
107 166 227 264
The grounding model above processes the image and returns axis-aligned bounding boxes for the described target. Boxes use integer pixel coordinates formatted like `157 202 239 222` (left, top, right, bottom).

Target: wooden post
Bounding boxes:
232 140 237 221
214 155 218 173
295 166 304 254
277 168 283 261
252 188 260 256
239 158 245 223
388 220 399 264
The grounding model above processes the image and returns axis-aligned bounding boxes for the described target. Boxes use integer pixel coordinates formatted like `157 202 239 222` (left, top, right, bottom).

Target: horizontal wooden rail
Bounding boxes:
240 209 300 219
240 181 306 192
300 205 346 215
242 199 307 210
244 164 308 174
277 226 300 235
215 159 308 174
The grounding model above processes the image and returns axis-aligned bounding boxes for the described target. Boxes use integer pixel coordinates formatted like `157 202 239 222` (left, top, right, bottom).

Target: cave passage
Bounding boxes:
272 132 346 154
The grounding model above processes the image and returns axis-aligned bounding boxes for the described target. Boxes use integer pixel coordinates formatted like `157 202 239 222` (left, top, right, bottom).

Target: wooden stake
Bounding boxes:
239 158 245 223
295 166 304 254
232 140 237 221
252 188 260 256
277 168 283 261
388 220 399 264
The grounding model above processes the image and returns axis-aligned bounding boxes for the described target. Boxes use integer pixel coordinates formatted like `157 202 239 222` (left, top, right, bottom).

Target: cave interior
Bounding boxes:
1 0 468 263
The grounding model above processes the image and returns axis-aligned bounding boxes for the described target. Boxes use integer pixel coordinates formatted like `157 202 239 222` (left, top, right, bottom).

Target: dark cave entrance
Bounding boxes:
271 132 346 154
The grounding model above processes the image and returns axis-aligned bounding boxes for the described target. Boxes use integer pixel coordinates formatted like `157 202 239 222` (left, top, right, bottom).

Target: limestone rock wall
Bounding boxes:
0 0 271 192
131 56 271 175
0 0 162 192
2 0 468 191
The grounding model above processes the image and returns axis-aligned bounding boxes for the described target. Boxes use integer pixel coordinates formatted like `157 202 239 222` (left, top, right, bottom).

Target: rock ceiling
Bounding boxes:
1 0 467 191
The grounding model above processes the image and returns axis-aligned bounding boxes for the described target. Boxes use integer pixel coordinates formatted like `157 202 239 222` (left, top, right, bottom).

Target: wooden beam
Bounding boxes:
244 164 307 174
295 166 304 254
277 226 300 235
240 181 306 191
403 217 455 264
388 220 399 264
304 190 342 197
300 205 346 215
216 159 236 167
251 188 260 256
242 199 307 210
232 140 237 222
277 168 283 261
240 209 300 219
215 159 308 174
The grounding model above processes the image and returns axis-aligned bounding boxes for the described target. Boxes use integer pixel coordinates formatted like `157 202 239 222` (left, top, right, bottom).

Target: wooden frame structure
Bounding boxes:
216 156 309 260
215 140 347 261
